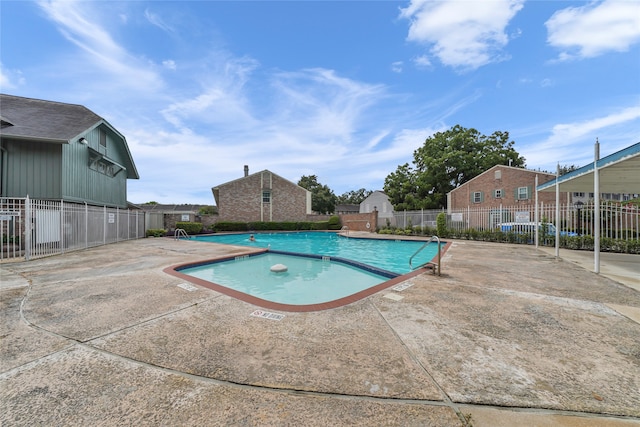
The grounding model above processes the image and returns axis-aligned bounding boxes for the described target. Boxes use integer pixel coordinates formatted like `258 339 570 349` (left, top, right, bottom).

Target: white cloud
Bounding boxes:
120 66 399 202
162 60 176 70
549 106 640 142
539 78 553 88
391 61 403 73
400 0 525 71
0 63 25 90
160 56 260 131
412 55 432 68
546 0 640 60
37 0 162 91
523 105 640 167
144 8 175 33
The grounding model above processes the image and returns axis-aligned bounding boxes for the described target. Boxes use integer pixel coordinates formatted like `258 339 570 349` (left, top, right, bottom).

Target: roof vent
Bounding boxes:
244 165 249 177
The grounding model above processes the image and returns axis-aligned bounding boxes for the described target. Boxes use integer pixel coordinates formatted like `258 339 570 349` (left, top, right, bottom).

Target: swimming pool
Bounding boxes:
177 251 396 306
167 232 446 311
190 232 440 274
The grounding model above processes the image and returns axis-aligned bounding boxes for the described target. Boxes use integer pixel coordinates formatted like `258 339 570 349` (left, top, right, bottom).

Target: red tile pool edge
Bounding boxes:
163 241 451 312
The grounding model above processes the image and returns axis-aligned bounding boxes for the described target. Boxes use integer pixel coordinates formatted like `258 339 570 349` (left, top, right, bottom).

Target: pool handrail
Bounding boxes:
175 228 190 240
409 235 441 275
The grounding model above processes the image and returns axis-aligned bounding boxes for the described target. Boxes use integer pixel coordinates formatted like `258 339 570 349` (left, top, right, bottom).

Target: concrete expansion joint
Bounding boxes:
370 302 474 426
460 403 640 423
70 342 459 407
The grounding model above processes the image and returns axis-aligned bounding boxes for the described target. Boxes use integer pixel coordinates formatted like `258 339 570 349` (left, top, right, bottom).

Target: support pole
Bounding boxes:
534 175 539 248
555 163 560 257
594 139 600 273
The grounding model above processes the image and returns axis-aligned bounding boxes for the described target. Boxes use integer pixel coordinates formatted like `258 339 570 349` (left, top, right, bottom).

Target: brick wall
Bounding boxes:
217 171 309 222
341 211 378 232
449 166 567 209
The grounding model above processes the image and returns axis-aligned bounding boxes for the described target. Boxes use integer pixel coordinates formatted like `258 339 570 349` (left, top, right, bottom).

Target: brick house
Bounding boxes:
447 165 566 209
212 166 312 222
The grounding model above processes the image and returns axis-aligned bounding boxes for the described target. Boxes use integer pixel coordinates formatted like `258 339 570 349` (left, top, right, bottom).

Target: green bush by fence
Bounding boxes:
375 225 639 254
146 229 167 237
213 221 330 232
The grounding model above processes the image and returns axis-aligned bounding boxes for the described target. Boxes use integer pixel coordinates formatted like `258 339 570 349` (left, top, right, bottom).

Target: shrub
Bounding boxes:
214 222 248 232
327 215 342 230
176 222 203 234
312 221 329 230
146 229 167 237
436 212 447 237
214 221 331 232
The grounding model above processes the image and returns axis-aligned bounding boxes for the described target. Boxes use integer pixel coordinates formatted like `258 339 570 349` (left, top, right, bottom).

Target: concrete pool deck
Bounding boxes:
1 236 639 426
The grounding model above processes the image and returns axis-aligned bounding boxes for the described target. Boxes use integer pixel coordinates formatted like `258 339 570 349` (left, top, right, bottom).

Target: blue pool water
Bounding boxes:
179 252 394 305
190 232 440 274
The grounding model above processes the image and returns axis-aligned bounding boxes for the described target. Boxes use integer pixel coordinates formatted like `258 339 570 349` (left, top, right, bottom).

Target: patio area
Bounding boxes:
1 236 639 426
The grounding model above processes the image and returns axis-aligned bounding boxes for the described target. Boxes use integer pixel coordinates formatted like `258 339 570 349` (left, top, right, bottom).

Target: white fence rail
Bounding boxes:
1 197 145 261
393 202 640 241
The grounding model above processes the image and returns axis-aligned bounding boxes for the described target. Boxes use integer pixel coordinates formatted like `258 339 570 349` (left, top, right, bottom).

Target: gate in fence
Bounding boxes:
1 197 145 261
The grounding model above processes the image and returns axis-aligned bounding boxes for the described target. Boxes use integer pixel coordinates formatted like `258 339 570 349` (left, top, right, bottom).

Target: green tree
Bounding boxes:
336 188 373 204
198 205 217 215
384 125 525 209
298 175 337 214
384 163 422 211
559 164 580 175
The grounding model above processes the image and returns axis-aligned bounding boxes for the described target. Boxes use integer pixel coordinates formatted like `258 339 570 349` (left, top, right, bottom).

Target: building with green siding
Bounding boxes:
0 94 139 208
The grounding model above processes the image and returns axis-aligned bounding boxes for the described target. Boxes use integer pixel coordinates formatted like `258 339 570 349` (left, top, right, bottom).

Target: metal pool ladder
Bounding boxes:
340 225 350 236
174 228 190 240
409 235 441 275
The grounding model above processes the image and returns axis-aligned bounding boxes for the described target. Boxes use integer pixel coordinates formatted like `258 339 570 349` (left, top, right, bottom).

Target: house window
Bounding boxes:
473 191 483 203
262 190 271 203
517 187 529 200
494 170 501 180
99 129 107 148
573 192 585 197
494 189 503 199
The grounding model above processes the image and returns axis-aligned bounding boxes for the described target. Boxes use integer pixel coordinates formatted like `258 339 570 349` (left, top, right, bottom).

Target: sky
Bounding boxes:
1 0 639 205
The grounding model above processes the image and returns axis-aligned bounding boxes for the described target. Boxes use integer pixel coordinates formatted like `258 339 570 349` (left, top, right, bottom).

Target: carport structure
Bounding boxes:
537 141 640 273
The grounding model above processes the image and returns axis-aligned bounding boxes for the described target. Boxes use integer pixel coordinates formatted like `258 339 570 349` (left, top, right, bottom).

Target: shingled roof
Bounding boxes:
0 94 139 180
0 94 104 142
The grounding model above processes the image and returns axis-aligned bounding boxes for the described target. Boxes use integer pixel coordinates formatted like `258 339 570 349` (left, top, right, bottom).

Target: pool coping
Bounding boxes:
162 239 451 312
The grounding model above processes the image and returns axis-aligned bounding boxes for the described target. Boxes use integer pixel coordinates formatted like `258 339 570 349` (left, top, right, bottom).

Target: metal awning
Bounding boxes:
535 141 639 274
537 142 640 193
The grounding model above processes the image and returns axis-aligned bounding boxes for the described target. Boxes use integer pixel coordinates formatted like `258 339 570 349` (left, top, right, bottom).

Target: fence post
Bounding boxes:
85 203 88 249
60 200 65 254
103 205 107 245
24 196 32 260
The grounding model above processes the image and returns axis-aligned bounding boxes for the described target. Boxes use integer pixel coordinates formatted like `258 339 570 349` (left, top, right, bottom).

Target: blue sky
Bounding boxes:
1 0 639 205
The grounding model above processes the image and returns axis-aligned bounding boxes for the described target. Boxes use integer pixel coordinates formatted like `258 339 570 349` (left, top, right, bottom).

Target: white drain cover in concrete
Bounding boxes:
177 283 198 292
384 293 404 301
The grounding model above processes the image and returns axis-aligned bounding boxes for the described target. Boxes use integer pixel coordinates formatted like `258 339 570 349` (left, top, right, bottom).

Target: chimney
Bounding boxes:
244 165 249 177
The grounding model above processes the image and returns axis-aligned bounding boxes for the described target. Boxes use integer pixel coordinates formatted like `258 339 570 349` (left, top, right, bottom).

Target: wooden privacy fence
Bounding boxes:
1 197 145 261
393 202 639 240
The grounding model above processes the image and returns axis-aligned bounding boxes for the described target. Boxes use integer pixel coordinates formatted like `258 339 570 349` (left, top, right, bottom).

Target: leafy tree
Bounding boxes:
336 188 373 204
298 175 337 214
384 163 422 211
559 164 580 175
198 205 217 215
384 125 525 209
